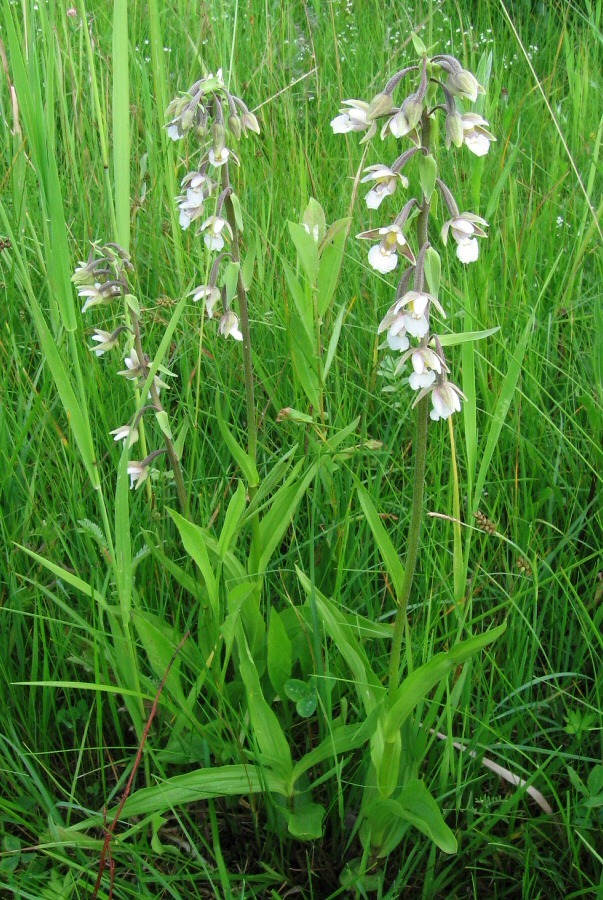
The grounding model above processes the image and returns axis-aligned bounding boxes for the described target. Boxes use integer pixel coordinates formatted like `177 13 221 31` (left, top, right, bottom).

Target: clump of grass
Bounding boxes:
0 1 601 897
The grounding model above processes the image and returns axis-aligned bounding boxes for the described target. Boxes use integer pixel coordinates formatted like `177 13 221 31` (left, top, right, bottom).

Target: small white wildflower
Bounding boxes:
361 165 408 210
441 212 489 263
198 216 233 251
356 224 415 274
118 348 145 381
460 113 496 157
189 284 221 318
78 282 121 314
109 424 139 446
218 310 243 341
89 328 120 356
402 346 445 389
208 146 230 166
330 100 375 137
127 461 150 490
428 381 464 421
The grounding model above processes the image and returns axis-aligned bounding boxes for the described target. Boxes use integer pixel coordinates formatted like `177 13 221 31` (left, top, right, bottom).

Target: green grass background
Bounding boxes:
0 0 602 896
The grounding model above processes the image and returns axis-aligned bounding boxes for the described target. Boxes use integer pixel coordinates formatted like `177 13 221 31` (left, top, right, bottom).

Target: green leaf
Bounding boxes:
384 623 506 739
173 420 189 462
155 409 173 440
418 153 437 202
66 766 289 829
215 395 259 488
435 326 500 347
296 568 383 714
301 198 326 245
283 261 313 340
423 247 441 297
287 314 321 409
241 241 256 291
323 303 346 381
230 192 244 231
252 463 318 578
236 628 293 782
296 694 318 718
131 610 186 706
125 293 141 316
325 416 361 452
287 801 325 839
411 32 427 55
289 221 320 284
370 717 401 799
393 780 457 854
317 222 350 317
472 315 534 512
292 711 380 783
168 511 219 621
284 679 310 703
356 482 405 599
223 261 240 305
218 481 247 557
267 612 293 696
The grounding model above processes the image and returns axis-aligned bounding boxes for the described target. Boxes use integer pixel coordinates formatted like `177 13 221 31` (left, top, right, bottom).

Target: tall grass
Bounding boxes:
0 0 601 896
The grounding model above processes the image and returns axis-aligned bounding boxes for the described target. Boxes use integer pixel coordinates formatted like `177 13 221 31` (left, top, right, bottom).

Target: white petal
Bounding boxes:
387 331 409 351
409 371 436 390
365 189 384 210
465 133 490 157
368 244 397 273
456 238 479 263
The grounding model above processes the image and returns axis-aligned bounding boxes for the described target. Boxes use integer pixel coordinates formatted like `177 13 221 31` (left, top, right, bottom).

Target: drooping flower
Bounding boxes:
378 290 446 349
89 328 120 356
127 461 150 490
399 345 445 389
218 310 243 341
189 284 221 318
330 100 376 139
361 165 408 210
209 146 230 166
118 348 146 382
356 224 415 274
198 216 233 251
460 113 496 157
428 380 465 421
176 171 216 229
441 212 489 263
109 424 139 446
78 281 121 314
382 94 423 141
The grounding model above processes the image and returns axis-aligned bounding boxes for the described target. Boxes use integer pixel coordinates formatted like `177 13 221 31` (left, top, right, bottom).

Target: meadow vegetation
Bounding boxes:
0 0 601 896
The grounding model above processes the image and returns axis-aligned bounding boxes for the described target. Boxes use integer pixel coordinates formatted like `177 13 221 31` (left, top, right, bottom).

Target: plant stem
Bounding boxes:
221 165 257 472
388 109 432 695
131 316 189 515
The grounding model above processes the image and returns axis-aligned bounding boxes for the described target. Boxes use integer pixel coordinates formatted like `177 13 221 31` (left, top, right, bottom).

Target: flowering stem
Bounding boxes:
131 316 189 515
388 109 432 695
220 165 258 473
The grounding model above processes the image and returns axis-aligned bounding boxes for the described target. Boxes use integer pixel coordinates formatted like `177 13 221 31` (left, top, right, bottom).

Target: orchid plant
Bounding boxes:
330 37 503 878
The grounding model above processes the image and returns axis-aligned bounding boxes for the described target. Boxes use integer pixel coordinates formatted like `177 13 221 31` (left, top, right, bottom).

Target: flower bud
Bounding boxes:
445 111 464 148
180 106 195 132
367 91 394 120
447 69 483 103
228 113 242 140
242 111 260 134
211 122 226 155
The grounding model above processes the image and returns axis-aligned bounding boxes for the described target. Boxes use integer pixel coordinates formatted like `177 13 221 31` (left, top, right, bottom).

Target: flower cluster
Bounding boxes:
74 243 176 487
332 48 494 421
167 70 260 342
